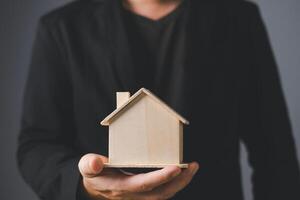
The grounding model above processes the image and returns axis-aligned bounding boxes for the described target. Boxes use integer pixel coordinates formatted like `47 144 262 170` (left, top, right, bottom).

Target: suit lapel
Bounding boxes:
181 1 220 119
186 1 218 74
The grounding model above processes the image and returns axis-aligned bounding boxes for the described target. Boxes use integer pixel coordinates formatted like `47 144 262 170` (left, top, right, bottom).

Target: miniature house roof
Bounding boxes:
100 88 189 126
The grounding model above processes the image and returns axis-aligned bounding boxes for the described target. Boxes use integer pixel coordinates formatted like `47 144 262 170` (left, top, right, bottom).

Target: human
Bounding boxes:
17 0 300 199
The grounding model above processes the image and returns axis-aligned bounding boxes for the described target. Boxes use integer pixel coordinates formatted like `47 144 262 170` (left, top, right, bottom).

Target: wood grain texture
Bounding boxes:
104 88 188 168
108 96 184 166
116 92 130 108
109 99 147 164
101 88 189 125
145 96 181 164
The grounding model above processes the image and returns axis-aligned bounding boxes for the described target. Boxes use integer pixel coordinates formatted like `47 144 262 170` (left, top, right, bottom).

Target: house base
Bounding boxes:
104 163 188 168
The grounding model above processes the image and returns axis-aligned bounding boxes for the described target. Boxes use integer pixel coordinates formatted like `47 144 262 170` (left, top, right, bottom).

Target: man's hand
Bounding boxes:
78 154 199 200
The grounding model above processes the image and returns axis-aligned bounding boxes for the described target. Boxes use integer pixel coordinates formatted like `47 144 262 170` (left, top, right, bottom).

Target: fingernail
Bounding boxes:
172 168 181 178
91 158 102 173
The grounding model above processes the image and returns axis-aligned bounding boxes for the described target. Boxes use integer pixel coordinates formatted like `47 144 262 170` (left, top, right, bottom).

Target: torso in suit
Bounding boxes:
18 0 300 199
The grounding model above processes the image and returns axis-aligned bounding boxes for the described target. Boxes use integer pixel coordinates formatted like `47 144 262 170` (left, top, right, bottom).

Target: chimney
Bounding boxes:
116 92 130 108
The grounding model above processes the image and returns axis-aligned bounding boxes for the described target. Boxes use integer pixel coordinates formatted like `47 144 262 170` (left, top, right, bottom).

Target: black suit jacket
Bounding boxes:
17 0 300 199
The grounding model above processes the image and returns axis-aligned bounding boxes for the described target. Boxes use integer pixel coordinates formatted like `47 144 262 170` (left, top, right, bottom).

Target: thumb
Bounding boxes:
78 153 107 178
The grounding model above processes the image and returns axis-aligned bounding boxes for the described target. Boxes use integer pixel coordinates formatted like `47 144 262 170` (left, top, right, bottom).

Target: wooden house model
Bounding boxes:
100 88 189 168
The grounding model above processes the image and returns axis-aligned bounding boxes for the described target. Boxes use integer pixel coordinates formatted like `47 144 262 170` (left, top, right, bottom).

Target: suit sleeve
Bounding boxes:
17 18 85 200
239 4 300 200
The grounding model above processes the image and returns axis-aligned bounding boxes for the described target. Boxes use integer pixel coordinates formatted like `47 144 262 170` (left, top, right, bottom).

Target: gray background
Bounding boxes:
0 0 299 199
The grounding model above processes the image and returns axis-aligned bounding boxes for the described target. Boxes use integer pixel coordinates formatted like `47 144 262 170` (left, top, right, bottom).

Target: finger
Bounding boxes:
132 162 199 200
152 162 199 199
122 165 182 193
78 153 108 178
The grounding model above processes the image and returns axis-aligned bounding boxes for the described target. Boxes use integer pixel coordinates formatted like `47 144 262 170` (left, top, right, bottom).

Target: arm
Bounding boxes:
17 18 82 200
239 4 300 200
